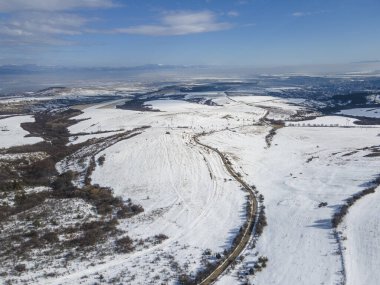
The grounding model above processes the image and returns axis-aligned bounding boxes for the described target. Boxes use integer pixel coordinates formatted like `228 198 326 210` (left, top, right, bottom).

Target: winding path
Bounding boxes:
193 131 259 285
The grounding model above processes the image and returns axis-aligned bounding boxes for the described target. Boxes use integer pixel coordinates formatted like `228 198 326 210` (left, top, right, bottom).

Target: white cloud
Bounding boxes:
5 13 86 35
0 8 233 46
113 11 232 36
0 12 89 45
0 0 117 12
292 11 328 17
292 12 310 17
0 0 116 45
227 11 239 17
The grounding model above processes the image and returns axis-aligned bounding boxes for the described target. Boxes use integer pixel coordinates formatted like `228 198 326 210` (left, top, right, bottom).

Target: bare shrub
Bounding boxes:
116 236 134 253
14 264 26 272
97 155 106 166
42 232 59 243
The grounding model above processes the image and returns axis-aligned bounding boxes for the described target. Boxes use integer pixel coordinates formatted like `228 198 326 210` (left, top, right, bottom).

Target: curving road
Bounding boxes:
193 131 259 285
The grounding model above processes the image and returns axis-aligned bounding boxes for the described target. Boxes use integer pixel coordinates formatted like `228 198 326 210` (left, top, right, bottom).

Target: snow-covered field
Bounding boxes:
60 94 380 284
56 96 380 285
287 115 377 127
73 128 246 284
0 115 42 148
343 185 380 285
337 107 380 118
203 124 380 285
47 97 267 284
2 90 380 285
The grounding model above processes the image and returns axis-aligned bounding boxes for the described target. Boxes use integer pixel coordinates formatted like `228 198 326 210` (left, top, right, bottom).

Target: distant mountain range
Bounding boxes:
0 64 209 75
1 62 380 77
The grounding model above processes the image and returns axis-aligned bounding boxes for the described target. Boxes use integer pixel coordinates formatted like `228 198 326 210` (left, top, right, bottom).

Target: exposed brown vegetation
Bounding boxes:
116 236 134 253
332 175 380 228
0 109 146 271
264 120 284 148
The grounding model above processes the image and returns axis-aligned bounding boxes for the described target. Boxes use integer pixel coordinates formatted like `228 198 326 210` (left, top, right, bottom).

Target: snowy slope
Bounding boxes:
203 125 380 285
71 128 247 284
48 97 269 284
343 185 380 285
39 95 380 285
0 115 42 148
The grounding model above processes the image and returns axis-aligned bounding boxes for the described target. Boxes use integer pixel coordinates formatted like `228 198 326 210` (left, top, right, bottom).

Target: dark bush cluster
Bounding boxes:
21 158 56 185
251 256 268 274
68 219 119 248
51 171 76 192
14 264 26 273
0 190 51 222
0 179 23 192
42 232 59 243
21 109 83 145
115 236 134 253
52 180 144 218
0 109 147 265
154 234 168 244
178 274 194 285
256 207 267 236
332 176 380 228
97 155 106 166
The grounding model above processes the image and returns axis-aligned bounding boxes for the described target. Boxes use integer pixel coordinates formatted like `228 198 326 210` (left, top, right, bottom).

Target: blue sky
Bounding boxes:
0 0 379 67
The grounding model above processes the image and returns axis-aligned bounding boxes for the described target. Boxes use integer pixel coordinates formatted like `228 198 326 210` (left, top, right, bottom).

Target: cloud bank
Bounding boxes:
0 0 234 46
0 0 117 12
113 11 232 36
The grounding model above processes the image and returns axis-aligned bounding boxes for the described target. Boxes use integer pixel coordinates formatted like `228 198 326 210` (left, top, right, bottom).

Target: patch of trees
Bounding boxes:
5 218 121 258
67 219 119 248
21 109 83 145
116 99 161 112
353 116 380 125
248 256 268 276
0 190 51 222
52 174 144 217
2 110 144 220
0 179 22 192
256 207 267 236
2 111 89 191
264 122 284 148
332 175 380 228
0 109 146 265
21 158 56 186
186 261 221 285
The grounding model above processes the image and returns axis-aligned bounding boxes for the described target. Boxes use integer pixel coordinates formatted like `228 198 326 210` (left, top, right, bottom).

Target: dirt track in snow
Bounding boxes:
194 131 259 285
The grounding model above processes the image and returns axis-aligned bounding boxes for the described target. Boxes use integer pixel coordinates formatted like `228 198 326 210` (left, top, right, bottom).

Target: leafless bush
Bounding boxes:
116 236 134 253
14 264 26 273
97 155 106 166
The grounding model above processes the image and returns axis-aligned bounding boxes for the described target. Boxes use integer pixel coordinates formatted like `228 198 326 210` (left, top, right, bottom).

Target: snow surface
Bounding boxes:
288 115 379 127
5 93 378 285
0 115 42 148
58 96 380 285
50 97 269 284
203 126 380 285
343 185 380 285
337 107 380 118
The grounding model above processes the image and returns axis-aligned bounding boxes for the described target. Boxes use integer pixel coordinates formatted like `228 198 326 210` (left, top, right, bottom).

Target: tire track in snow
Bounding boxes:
47 131 235 285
